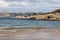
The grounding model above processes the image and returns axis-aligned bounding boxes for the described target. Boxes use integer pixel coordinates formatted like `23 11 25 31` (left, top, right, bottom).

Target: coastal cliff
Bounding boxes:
27 12 60 20
0 9 60 20
26 9 60 20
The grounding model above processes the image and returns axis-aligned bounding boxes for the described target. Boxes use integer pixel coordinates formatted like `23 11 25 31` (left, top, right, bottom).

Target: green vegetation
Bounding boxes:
52 9 60 13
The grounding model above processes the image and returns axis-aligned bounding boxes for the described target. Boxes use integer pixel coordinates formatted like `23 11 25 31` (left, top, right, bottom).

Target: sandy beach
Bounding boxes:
0 27 60 40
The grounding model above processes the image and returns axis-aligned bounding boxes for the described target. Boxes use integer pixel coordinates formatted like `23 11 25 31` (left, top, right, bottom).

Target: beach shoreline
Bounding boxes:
0 27 60 40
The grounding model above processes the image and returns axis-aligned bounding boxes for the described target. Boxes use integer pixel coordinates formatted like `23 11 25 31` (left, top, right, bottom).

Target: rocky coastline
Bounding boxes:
0 9 60 21
24 9 60 21
27 12 60 21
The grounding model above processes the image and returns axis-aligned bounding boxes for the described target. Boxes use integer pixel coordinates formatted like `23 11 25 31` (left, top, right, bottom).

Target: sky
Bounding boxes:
0 0 60 12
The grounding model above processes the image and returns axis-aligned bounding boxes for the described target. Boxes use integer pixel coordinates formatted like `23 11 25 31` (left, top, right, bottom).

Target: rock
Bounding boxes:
29 17 36 20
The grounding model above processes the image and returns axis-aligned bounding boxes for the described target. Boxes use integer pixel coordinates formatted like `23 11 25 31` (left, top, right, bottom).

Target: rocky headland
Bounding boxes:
0 9 60 20
26 9 60 20
27 12 60 20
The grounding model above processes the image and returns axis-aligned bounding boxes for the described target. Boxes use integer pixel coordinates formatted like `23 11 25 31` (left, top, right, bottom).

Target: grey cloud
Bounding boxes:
0 0 60 12
4 0 46 2
9 4 22 6
4 0 21 2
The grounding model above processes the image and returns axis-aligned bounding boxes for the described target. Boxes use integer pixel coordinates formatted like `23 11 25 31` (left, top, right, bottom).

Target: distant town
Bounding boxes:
0 9 60 20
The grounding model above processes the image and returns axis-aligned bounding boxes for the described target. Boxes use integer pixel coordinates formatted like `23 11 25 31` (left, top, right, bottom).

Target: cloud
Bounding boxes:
0 0 60 12
0 0 10 8
19 1 30 6
4 0 20 2
51 0 60 4
4 0 44 2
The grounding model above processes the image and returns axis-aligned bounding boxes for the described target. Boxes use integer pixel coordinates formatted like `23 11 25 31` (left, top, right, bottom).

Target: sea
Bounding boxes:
0 18 60 28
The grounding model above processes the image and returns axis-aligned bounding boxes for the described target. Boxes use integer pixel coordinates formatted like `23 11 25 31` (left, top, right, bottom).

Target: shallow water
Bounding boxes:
0 18 60 28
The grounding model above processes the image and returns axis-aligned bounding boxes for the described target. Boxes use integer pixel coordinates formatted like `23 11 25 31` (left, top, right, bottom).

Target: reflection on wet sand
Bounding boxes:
0 28 60 40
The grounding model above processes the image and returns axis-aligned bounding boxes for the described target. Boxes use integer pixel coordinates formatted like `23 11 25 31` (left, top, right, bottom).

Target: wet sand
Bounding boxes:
0 28 60 40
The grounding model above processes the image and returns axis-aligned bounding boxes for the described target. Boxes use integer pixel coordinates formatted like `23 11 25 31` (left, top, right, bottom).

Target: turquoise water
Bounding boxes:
0 18 60 28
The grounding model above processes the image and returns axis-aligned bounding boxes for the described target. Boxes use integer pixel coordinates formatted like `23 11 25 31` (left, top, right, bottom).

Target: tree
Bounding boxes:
32 13 37 15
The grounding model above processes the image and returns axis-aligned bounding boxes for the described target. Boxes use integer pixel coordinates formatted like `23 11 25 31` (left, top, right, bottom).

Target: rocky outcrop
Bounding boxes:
27 12 60 20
